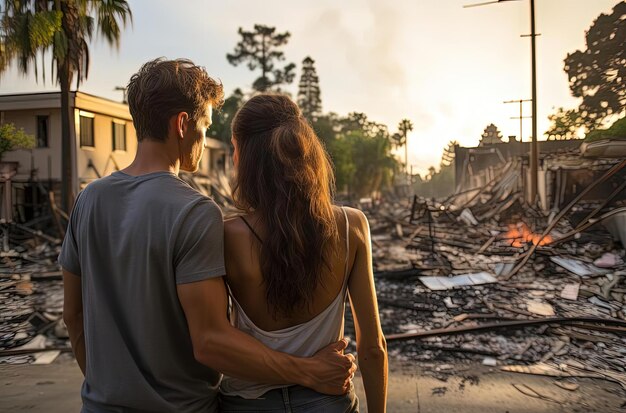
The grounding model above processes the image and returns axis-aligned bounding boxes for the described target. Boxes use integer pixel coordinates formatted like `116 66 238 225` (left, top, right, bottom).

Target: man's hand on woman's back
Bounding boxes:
305 338 357 395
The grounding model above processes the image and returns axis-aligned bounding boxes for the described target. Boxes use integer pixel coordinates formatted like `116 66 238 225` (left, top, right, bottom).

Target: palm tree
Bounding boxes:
396 119 413 174
1 0 132 211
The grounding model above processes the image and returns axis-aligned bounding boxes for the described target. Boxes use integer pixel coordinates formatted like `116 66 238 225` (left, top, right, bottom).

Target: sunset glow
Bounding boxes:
0 0 620 175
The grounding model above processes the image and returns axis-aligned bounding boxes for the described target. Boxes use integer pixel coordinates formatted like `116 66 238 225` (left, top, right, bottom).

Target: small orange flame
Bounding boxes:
503 223 552 247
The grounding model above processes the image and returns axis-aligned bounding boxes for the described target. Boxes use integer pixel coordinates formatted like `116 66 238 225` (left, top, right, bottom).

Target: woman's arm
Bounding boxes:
347 208 388 412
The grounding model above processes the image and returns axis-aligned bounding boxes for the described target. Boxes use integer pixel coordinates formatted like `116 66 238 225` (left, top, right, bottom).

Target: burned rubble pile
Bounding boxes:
1 157 625 403
350 159 626 395
0 226 67 365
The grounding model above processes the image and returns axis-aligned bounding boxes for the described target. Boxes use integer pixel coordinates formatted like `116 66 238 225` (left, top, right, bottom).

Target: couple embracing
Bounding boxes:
60 58 387 413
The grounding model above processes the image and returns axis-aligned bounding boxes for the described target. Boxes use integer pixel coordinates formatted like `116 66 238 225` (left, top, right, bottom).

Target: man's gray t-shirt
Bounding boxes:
59 171 225 412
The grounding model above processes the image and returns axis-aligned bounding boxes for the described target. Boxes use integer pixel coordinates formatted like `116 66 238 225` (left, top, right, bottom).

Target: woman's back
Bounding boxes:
222 207 357 400
224 206 353 332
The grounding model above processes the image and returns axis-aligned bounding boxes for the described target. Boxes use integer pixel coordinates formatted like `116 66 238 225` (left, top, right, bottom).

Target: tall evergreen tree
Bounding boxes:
1 0 132 211
297 56 321 121
227 24 295 92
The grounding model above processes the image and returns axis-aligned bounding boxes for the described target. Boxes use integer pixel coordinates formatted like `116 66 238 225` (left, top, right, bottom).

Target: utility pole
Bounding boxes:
504 99 532 141
465 0 540 203
529 0 538 204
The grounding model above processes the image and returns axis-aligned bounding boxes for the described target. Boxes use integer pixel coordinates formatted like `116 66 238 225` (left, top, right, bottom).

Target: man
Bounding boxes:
60 58 356 412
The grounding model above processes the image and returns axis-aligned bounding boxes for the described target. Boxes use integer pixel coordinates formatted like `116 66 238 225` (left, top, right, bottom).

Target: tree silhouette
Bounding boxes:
564 1 626 128
396 119 413 173
340 112 390 140
545 107 583 140
0 0 132 211
227 24 296 92
479 124 503 146
297 56 322 121
391 133 404 149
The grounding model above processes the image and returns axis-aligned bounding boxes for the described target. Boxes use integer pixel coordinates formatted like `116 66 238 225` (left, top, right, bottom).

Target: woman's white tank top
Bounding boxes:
220 208 351 399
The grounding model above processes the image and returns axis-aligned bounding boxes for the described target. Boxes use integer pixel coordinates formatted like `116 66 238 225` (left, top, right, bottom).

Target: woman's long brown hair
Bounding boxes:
231 94 338 318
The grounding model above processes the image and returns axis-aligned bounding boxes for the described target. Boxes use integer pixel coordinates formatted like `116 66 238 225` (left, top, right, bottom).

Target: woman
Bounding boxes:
220 94 387 412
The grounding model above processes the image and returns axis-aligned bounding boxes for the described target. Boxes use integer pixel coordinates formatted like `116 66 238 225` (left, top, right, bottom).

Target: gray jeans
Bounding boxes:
219 384 359 412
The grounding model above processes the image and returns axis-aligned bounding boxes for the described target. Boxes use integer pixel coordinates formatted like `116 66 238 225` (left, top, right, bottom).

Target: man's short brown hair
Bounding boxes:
127 58 224 141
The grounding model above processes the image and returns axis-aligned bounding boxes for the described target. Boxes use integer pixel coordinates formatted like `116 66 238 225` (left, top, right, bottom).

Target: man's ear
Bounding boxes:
169 112 189 139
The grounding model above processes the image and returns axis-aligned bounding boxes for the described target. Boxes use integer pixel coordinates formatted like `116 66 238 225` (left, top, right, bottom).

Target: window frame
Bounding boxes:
36 115 49 148
112 120 127 152
79 111 95 148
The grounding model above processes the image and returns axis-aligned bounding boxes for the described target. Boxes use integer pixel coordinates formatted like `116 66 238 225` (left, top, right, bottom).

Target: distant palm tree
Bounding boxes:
1 0 132 211
397 119 413 174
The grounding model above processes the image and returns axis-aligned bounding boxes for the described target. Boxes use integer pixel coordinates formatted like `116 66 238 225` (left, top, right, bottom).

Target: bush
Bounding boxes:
0 123 36 160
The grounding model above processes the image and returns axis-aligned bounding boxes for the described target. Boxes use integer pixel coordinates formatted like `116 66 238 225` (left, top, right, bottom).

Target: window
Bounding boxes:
36 116 49 147
112 121 126 151
79 112 95 148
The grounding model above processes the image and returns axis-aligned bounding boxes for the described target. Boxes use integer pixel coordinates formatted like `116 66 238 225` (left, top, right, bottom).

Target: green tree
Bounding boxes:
564 2 626 128
585 116 626 142
297 56 322 121
227 24 295 92
545 107 584 140
328 134 355 194
342 130 396 198
311 112 340 148
340 112 369 135
340 112 390 140
1 0 132 211
208 88 244 144
324 112 397 198
0 123 35 161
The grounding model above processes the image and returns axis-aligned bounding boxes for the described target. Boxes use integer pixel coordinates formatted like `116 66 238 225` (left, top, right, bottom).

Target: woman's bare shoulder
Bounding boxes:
336 206 369 241
224 215 249 238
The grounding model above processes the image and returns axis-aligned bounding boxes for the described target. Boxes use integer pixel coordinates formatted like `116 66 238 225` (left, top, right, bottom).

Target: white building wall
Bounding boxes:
73 108 137 188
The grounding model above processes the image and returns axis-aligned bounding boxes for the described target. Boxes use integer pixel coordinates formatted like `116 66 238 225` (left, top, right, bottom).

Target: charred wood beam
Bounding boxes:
549 207 626 246
376 297 437 312
413 343 500 357
0 347 72 357
385 316 626 341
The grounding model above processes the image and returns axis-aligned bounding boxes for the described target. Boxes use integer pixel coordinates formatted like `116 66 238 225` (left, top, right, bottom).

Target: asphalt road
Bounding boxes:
1 354 624 412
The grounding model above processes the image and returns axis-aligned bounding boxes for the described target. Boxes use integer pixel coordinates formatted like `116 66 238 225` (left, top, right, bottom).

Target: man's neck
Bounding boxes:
122 139 180 177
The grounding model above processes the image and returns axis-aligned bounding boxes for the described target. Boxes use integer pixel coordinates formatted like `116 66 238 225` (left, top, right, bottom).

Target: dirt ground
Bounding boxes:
1 354 624 412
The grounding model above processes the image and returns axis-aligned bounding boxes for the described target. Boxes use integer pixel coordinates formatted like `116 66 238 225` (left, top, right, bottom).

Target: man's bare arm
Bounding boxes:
63 269 86 375
177 277 356 395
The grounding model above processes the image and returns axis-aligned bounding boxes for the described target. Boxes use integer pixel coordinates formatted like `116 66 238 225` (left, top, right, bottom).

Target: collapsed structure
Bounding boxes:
359 137 626 397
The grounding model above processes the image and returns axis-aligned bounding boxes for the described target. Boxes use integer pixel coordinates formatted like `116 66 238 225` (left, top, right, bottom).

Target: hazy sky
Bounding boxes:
0 0 621 175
